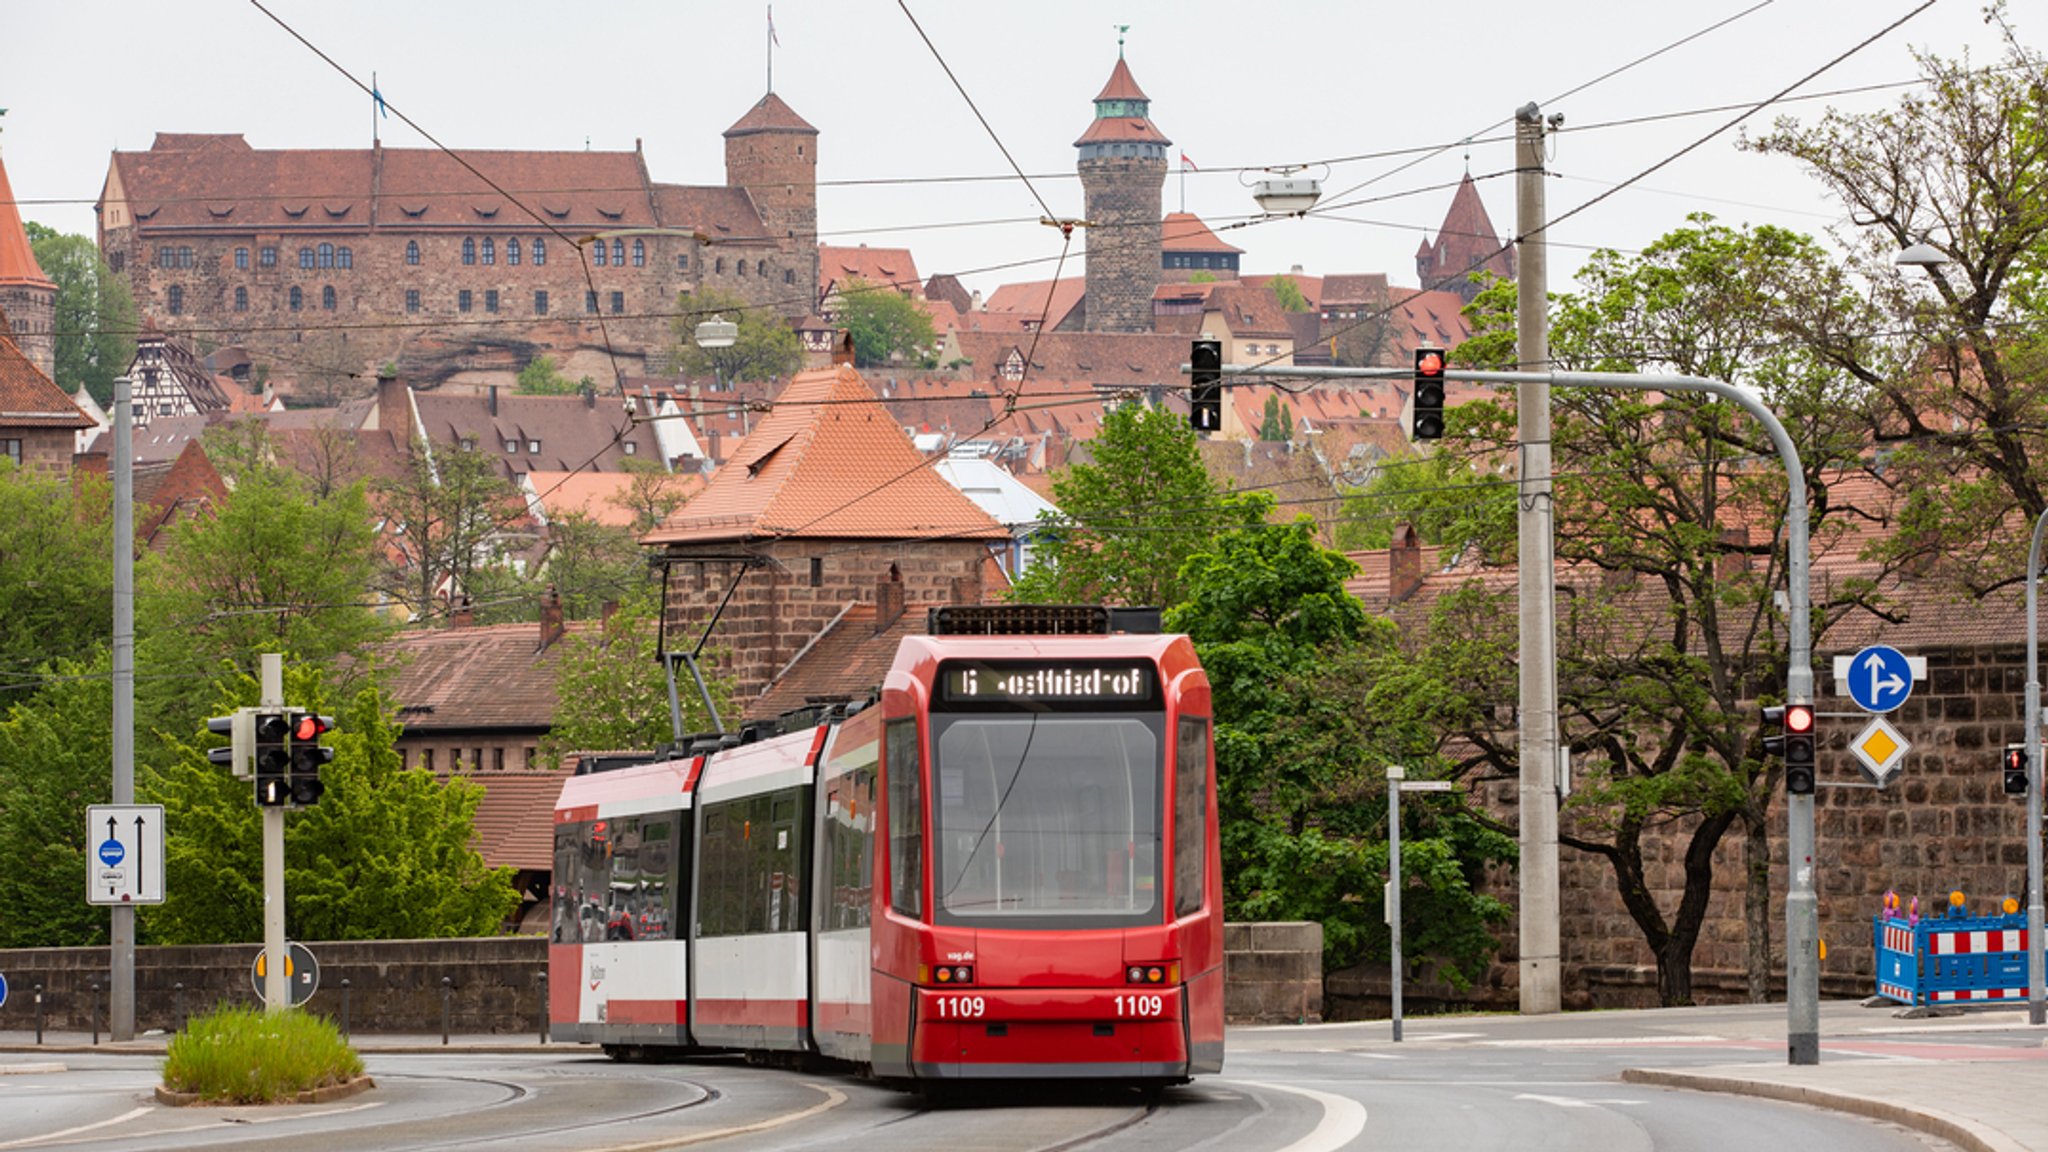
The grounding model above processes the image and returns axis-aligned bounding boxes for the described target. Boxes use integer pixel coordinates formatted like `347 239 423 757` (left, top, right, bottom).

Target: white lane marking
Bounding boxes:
1351 1052 1402 1060
592 1082 845 1152
231 1101 386 1125
1233 1080 1367 1152
1479 1035 1728 1047
0 1064 66 1076
0 1107 151 1150
1514 1093 1644 1109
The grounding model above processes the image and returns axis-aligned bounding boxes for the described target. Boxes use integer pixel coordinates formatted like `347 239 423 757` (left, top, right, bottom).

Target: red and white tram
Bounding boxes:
549 605 1223 1085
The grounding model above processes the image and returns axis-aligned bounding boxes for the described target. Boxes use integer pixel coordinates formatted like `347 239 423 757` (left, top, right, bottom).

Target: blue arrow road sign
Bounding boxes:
1848 644 1914 713
97 838 125 868
0 971 9 1009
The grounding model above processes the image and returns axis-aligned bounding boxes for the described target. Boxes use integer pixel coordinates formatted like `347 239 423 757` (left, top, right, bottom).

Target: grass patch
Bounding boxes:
161 1004 365 1104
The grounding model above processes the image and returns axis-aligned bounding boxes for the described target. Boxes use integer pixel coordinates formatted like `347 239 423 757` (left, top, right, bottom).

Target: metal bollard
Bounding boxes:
440 976 453 1046
537 972 548 1044
340 978 352 1040
173 983 185 1034
33 983 43 1045
89 981 100 1046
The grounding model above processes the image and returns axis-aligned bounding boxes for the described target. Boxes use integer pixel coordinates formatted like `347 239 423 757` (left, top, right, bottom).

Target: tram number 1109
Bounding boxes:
1115 993 1165 1017
935 995 986 1019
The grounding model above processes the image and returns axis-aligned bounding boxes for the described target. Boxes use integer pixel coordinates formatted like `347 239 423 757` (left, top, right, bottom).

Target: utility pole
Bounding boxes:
1514 102 1561 1015
260 654 288 1013
111 375 135 1041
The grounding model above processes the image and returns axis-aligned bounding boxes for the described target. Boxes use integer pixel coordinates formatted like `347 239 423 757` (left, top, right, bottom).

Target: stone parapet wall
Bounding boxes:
1223 921 1323 1024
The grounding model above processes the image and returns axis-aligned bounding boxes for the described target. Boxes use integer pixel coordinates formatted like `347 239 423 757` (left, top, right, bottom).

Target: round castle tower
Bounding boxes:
1075 52 1169 334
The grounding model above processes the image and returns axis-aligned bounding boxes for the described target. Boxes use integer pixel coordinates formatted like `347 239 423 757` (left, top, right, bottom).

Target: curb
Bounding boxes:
1621 1068 2026 1152
154 1075 376 1107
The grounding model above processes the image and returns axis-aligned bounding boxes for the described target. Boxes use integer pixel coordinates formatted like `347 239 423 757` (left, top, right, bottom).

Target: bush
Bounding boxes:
161 1004 365 1103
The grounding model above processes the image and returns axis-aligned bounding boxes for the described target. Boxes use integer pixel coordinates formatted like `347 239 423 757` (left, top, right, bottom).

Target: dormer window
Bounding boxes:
528 439 540 453
504 438 519 454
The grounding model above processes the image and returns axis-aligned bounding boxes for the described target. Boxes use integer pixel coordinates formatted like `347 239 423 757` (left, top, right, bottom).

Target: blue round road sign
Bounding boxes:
0 971 9 1009
1848 644 1914 713
97 838 125 867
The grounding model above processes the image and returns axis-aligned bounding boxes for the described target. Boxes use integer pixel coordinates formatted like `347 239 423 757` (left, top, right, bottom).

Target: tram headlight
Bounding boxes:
922 964 974 985
1127 962 1179 985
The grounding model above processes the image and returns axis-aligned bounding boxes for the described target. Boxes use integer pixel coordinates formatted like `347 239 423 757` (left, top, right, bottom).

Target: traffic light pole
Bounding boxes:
2024 509 2047 1027
1217 361 1816 1062
111 375 136 1042
260 654 288 1013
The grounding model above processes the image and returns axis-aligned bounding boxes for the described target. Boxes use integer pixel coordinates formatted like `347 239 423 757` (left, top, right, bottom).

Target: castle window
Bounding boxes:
485 289 499 313
167 285 184 315
259 246 277 268
234 286 248 312
235 247 249 270
507 238 521 266
585 290 598 313
737 259 747 277
299 247 315 269
318 242 335 269
337 247 353 270
289 286 303 311
810 558 823 587
611 239 624 265
462 238 476 265
156 248 172 269
534 290 548 315
406 240 421 265
677 253 688 270
785 269 795 284
406 289 420 313
715 257 725 274
459 289 473 313
593 241 607 267
610 291 624 314
756 260 767 277
109 251 125 272
322 285 336 310
481 238 496 265
632 239 645 267
532 238 546 265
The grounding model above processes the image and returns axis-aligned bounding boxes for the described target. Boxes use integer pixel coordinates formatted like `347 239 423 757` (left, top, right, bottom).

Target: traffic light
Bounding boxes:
1760 705 1787 759
1190 338 1223 433
252 710 291 807
2004 743 2029 796
288 711 335 807
1411 347 1446 440
1783 703 1817 795
206 708 253 778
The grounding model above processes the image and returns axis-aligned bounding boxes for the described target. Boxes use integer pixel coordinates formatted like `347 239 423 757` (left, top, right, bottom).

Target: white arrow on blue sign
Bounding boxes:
1847 645 1915 713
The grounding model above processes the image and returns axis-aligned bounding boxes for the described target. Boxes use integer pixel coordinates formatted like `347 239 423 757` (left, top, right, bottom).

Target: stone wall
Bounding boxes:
0 924 1320 1034
1078 155 1164 334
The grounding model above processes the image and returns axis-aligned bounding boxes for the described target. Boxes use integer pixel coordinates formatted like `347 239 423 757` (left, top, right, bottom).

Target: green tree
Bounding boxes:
609 457 694 534
1446 217 1876 1005
669 287 805 384
514 355 587 396
375 441 521 622
0 656 114 947
1009 402 1262 609
0 460 112 696
832 277 936 368
542 597 733 766
148 668 519 943
540 511 654 620
25 221 137 407
1256 393 1293 441
1334 449 1514 559
1270 275 1309 312
1167 517 1514 981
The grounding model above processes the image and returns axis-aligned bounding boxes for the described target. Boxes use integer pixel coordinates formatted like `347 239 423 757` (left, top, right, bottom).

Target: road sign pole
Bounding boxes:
1387 767 1403 1043
111 372 135 1042
2025 508 2047 1027
261 654 287 1014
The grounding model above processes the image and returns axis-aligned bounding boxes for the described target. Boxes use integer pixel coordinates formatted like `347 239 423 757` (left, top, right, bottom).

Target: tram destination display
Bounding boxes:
939 661 1154 704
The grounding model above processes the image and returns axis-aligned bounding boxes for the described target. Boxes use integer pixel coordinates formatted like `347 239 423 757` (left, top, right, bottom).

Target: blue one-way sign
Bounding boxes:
1847 645 1915 713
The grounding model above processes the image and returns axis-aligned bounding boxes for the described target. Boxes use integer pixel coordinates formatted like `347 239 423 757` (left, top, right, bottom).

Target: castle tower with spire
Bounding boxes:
1415 171 1515 305
1075 47 1170 334
0 136 58 381
724 93 820 309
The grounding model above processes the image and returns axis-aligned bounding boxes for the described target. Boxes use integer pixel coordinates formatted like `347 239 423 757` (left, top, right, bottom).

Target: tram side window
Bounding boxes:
700 788 808 936
1174 718 1209 919
886 718 923 918
551 820 612 944
823 756 877 930
605 814 682 941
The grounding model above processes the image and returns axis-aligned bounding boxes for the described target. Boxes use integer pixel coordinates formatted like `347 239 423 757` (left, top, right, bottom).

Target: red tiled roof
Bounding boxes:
528 469 704 529
746 603 925 721
643 365 1010 545
1163 212 1243 255
446 770 570 871
0 152 53 287
725 93 818 136
1417 173 1515 286
651 185 767 240
0 329 92 428
411 389 664 478
819 244 921 294
1095 57 1152 103
1322 274 1390 308
1075 116 1171 147
380 621 591 731
1203 281 1293 339
982 278 1085 328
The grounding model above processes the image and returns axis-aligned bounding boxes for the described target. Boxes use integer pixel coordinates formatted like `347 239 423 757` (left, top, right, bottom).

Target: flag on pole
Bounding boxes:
1180 152 1197 171
372 73 388 118
768 5 779 45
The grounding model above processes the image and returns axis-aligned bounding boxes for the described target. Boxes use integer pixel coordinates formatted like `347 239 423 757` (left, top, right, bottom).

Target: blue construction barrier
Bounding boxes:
1873 895 2037 1006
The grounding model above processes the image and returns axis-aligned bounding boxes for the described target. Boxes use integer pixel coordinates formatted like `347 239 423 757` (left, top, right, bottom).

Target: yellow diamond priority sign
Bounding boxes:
1850 715 1910 787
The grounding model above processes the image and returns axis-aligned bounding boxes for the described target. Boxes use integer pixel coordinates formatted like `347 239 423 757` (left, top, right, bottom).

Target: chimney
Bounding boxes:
450 594 475 628
1389 523 1423 603
582 385 597 408
832 330 856 366
376 371 408 440
540 585 566 650
488 384 499 417
876 566 906 632
950 573 982 606
1716 526 1751 581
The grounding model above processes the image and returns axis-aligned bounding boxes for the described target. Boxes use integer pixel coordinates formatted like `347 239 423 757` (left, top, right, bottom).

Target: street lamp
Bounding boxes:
1894 238 1946 270
1249 165 1324 216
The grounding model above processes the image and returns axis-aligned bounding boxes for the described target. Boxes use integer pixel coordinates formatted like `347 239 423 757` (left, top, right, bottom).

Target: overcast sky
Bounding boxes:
2 0 2020 299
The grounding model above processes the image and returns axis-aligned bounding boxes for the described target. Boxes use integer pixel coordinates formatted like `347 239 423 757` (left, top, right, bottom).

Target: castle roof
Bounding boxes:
819 244 921 294
0 150 54 288
1075 115 1171 148
0 310 91 429
1095 56 1151 103
642 364 1009 546
724 92 818 137
1163 212 1243 254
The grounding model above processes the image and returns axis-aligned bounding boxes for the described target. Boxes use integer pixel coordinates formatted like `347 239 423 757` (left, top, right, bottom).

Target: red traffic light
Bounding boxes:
1784 704 1815 735
292 713 333 742
1415 350 1445 377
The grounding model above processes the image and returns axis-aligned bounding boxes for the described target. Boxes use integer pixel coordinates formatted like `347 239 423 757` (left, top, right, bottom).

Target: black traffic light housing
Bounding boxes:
1190 339 1223 433
288 711 335 807
1783 703 1817 795
1411 347 1446 440
206 708 252 777
252 710 291 807
2004 743 2029 796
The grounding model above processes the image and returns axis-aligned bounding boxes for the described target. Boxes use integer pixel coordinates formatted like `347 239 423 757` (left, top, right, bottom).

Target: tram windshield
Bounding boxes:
930 711 1163 929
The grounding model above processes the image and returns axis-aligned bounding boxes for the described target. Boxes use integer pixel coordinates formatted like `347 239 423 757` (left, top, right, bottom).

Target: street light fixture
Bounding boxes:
1895 238 1946 270
1249 165 1324 216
